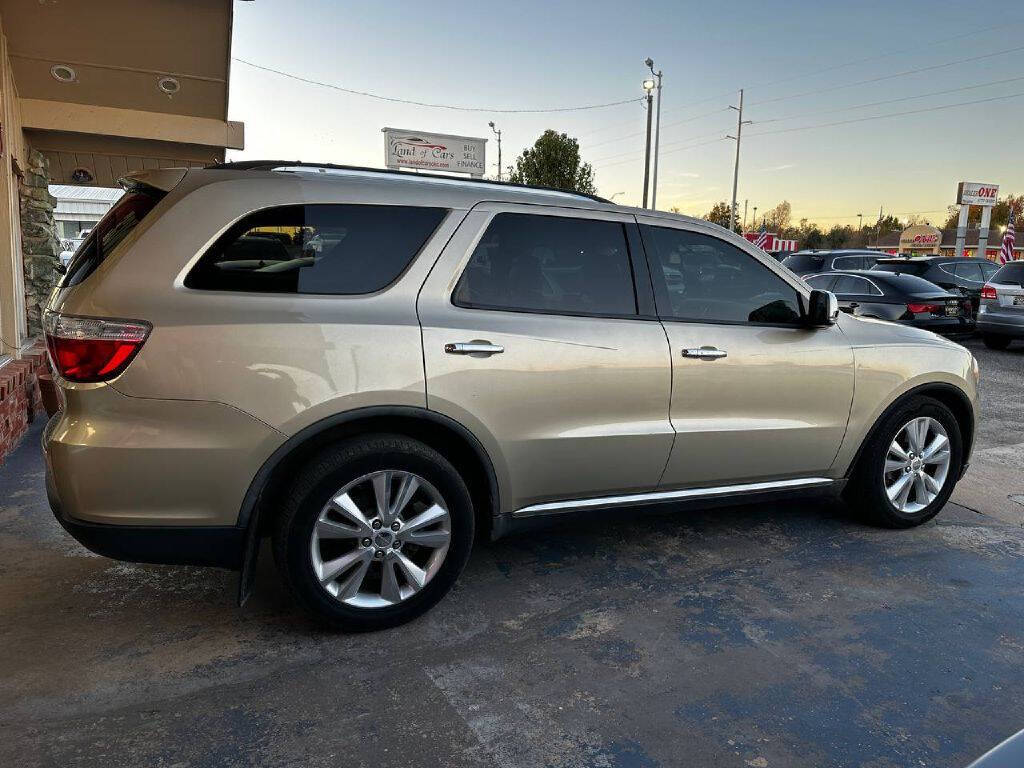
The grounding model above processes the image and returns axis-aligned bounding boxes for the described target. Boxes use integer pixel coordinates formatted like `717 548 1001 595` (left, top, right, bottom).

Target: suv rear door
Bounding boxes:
636 216 855 488
418 203 674 516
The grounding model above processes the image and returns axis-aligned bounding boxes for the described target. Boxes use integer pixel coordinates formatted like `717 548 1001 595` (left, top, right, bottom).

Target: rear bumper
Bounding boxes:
44 412 245 568
977 312 1024 337
908 316 976 338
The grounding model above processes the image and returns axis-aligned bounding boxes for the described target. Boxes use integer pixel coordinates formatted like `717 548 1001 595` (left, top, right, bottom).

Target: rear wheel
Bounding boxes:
273 434 474 631
982 333 1012 350
844 396 962 528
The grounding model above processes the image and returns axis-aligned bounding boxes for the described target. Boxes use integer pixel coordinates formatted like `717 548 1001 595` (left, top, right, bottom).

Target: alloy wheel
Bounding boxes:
882 416 951 514
309 470 451 608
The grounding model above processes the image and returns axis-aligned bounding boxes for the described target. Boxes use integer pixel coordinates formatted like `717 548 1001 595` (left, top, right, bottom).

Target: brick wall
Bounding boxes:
0 343 49 465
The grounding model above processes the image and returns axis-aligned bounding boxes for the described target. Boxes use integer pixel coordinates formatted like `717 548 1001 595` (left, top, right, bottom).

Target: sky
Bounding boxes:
227 0 1024 229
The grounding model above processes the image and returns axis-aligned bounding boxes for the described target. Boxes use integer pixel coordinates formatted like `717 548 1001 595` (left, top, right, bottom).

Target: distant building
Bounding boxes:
869 226 1021 261
51 185 123 248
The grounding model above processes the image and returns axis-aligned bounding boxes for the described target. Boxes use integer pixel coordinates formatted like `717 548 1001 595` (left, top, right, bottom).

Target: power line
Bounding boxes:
754 75 1024 126
581 106 730 150
589 127 729 164
745 21 1019 92
592 137 727 170
747 44 1024 107
234 57 642 113
746 90 1024 137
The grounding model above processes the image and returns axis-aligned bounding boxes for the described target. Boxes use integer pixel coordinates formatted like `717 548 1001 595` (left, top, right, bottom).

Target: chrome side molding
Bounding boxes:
511 477 836 518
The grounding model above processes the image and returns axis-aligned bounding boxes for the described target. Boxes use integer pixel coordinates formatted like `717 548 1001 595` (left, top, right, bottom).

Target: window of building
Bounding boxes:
641 226 802 325
186 204 446 294
453 213 637 316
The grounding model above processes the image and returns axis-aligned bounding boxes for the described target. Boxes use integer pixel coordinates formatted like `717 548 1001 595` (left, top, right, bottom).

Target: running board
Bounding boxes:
511 477 836 519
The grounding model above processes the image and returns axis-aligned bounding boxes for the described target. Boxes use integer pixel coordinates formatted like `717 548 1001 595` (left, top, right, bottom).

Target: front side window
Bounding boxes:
642 225 802 325
186 204 446 294
453 213 637 316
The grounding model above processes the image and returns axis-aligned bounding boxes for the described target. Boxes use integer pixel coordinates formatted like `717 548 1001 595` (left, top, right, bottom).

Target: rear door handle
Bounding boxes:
682 346 727 360
445 341 504 356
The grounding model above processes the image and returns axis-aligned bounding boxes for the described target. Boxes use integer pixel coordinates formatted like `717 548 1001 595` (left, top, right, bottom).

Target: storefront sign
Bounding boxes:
898 224 942 252
957 181 999 206
383 128 486 176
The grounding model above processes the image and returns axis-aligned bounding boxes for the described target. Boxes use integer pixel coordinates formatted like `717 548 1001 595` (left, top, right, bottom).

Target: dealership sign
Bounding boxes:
957 181 999 206
383 128 486 177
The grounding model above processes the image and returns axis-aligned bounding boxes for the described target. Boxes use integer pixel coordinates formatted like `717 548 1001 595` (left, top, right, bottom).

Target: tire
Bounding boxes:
843 396 963 528
982 334 1012 350
273 434 474 631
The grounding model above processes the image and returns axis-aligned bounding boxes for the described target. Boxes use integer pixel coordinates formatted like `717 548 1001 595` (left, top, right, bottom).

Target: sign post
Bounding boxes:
382 128 487 177
955 181 999 258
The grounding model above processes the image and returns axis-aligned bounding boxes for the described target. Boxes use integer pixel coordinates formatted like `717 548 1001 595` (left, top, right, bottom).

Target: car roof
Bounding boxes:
792 249 878 256
874 255 990 264
127 161 728 233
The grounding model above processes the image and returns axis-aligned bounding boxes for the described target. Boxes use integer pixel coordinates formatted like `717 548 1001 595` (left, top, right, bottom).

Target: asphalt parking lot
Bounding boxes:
2 339 1022 768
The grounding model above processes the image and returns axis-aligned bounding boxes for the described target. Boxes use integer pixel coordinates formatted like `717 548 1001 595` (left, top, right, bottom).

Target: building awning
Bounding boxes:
3 0 243 185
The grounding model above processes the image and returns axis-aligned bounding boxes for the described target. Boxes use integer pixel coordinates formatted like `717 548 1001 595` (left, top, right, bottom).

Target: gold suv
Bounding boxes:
43 163 980 630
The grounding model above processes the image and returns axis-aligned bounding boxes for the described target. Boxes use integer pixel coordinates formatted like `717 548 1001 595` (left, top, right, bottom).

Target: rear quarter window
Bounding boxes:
185 204 447 295
780 254 824 273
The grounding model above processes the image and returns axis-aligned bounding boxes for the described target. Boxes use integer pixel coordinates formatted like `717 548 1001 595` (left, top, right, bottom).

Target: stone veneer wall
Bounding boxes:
20 150 61 338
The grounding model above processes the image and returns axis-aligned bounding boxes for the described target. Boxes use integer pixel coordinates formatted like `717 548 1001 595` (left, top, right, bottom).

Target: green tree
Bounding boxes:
943 194 1022 229
825 225 852 249
704 201 739 231
508 130 596 194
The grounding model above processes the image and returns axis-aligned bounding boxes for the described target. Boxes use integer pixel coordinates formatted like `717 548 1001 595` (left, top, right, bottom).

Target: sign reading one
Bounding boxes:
383 128 487 177
957 181 999 206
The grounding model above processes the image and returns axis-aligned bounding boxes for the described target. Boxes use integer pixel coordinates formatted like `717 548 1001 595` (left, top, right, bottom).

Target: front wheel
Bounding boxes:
273 434 474 631
844 396 963 528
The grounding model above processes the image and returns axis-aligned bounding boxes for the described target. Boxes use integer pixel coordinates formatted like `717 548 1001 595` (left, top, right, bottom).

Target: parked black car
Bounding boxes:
805 270 975 338
871 255 1001 313
781 249 883 277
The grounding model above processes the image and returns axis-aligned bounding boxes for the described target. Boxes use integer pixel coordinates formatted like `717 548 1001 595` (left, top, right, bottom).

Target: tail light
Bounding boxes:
906 302 942 314
980 283 997 300
43 311 151 383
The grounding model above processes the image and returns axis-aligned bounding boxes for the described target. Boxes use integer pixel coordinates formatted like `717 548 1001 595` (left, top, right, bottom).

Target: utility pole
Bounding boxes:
858 213 863 231
646 58 663 209
743 199 749 231
641 77 656 208
752 206 758 228
488 121 502 181
726 89 751 232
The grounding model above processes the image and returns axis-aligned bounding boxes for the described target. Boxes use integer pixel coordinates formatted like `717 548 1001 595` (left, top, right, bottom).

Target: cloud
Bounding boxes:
757 163 796 172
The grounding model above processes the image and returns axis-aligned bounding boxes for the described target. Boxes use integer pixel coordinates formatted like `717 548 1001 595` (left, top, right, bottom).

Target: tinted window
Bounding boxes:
953 262 984 282
833 275 873 294
981 261 1000 280
781 253 825 273
992 262 1024 285
453 214 637 316
872 261 929 277
805 274 837 291
831 256 864 271
642 226 802 325
186 204 445 294
61 190 165 288
875 273 949 294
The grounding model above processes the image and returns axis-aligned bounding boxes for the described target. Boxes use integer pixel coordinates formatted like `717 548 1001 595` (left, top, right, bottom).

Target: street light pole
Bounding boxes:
645 58 663 209
752 206 757 228
488 121 502 181
641 77 655 209
726 89 751 232
743 199 749 231
858 213 863 231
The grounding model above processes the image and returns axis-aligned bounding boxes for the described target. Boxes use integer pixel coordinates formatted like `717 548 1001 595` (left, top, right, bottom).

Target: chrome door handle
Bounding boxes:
445 341 504 356
682 346 727 360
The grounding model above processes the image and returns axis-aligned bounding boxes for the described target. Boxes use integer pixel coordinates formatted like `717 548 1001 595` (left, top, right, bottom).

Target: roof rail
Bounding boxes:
203 160 612 204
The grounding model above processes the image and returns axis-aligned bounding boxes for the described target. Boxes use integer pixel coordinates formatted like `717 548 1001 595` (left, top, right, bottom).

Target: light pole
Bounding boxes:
645 58 663 209
488 121 502 181
857 213 863 231
742 199 749 231
641 77 656 209
726 89 751 232
752 206 757 228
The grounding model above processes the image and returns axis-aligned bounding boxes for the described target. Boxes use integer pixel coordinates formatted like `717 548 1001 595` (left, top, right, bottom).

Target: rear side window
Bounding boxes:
992 262 1024 284
953 262 984 282
61 190 164 288
453 213 637 316
805 274 837 291
872 261 928 276
186 204 446 294
831 256 864 271
781 253 824 273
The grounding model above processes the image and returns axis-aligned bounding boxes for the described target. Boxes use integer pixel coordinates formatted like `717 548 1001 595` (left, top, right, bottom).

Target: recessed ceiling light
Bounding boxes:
157 76 180 96
50 64 77 83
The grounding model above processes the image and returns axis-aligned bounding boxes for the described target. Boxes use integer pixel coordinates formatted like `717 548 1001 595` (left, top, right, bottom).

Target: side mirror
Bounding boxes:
806 289 839 327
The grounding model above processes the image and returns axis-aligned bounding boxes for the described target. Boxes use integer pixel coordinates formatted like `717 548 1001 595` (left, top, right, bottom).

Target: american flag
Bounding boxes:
753 223 769 250
999 208 1017 264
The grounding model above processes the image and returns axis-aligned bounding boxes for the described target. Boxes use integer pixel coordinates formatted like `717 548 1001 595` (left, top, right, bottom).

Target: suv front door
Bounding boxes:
637 217 855 488
418 204 674 515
